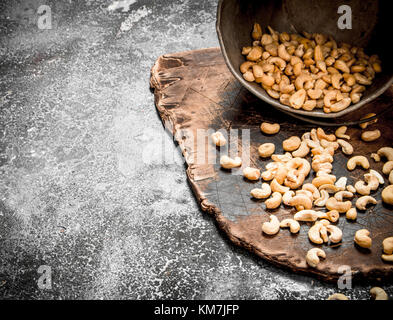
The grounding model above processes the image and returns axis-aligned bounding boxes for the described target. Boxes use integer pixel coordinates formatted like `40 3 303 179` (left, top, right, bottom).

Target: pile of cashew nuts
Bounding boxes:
240 24 382 113
212 118 393 270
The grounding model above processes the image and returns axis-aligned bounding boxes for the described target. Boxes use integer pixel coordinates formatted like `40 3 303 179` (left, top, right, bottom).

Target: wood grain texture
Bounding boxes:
150 47 393 282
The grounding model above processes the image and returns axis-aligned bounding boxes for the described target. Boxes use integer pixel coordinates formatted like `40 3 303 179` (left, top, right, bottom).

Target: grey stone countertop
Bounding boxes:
0 0 391 299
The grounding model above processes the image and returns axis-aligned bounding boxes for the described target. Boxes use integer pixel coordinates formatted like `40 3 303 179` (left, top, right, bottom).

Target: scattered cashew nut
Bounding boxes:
356 195 377 210
354 229 372 248
361 130 381 142
370 287 388 300
262 215 280 235
220 155 242 169
258 143 275 158
306 248 326 268
243 167 261 180
265 192 282 209
211 131 227 146
280 219 300 233
382 185 393 205
347 156 370 170
261 122 280 135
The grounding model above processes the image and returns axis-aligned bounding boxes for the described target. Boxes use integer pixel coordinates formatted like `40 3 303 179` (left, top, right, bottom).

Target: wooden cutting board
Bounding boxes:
150 47 393 282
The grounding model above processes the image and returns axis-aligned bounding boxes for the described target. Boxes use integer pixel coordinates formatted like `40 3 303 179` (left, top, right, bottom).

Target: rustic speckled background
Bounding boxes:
0 0 392 300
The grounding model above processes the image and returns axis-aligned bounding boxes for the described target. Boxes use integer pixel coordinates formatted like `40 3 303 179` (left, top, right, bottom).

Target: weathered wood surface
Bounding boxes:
150 47 393 282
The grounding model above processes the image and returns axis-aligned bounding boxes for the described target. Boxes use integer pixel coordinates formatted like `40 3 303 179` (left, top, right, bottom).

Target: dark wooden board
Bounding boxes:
150 48 393 282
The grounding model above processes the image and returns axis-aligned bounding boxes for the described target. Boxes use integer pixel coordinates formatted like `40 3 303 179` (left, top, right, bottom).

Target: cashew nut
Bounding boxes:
326 225 343 243
247 46 263 61
312 176 336 188
278 44 291 61
356 195 377 210
265 192 282 209
335 177 347 189
251 183 272 199
346 185 356 193
330 98 351 112
306 248 326 268
354 229 372 248
369 169 385 185
211 131 227 147
361 129 381 142
382 185 393 205
326 197 352 213
323 90 337 108
318 210 340 223
302 183 321 200
347 156 369 171
280 219 300 233
292 140 310 158
282 190 295 206
262 215 280 235
307 88 323 100
308 220 330 244
220 155 242 169
294 210 320 222
316 128 336 142
271 178 290 194
261 34 273 45
320 139 339 150
240 61 255 73
271 153 293 163
314 189 329 207
334 191 354 201
258 143 275 158
346 207 357 220
364 173 379 191
260 122 280 135
288 194 313 211
370 287 388 300
251 23 262 40
382 161 393 175
378 147 393 161
371 153 381 162
243 167 261 181
382 254 393 262
382 237 393 255
283 136 301 152
296 189 313 201
334 59 350 73
381 238 393 260
289 89 307 109
319 184 343 194
355 181 371 196
335 126 350 140
337 139 353 155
